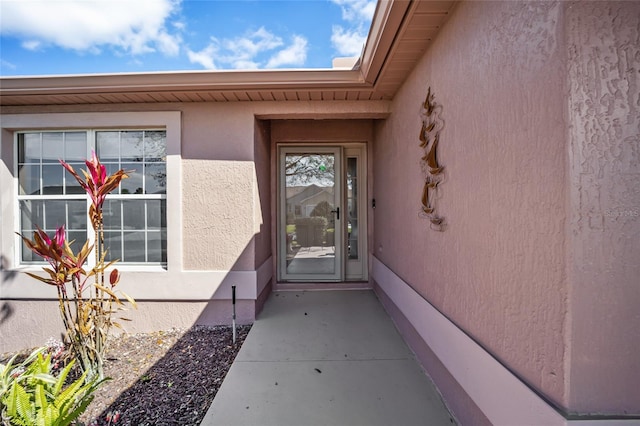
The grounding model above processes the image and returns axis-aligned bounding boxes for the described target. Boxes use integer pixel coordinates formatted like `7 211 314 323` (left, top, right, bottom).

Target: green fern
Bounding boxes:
0 348 107 426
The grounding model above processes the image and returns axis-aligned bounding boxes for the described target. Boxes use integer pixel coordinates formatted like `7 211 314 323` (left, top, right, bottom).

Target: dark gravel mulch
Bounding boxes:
79 325 251 426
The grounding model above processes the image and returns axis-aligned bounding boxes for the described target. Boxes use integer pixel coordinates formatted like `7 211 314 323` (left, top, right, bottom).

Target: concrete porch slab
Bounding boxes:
201 290 455 426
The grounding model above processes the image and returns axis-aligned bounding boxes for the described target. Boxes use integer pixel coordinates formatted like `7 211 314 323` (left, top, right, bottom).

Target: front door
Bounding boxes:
279 147 343 281
278 145 367 282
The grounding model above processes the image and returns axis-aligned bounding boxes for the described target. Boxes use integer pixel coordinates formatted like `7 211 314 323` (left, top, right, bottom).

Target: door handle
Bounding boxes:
331 207 340 220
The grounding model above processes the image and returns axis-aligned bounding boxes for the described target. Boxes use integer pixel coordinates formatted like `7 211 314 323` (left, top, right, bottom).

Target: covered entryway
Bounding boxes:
277 143 368 282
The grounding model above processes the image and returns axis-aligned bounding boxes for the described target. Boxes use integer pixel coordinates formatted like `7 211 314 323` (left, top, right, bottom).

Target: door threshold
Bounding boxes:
275 282 372 291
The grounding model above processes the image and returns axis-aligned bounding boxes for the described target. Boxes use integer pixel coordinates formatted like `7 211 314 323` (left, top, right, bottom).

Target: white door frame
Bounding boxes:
277 143 368 283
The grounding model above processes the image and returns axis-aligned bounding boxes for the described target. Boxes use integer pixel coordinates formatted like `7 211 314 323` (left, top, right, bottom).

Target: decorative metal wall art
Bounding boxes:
419 86 445 231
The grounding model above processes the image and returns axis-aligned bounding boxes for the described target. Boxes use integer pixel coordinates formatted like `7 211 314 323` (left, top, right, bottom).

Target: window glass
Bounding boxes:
96 132 120 161
103 231 123 261
146 200 166 229
121 131 143 162
20 200 44 233
19 133 41 163
122 200 145 229
44 200 66 229
145 164 166 194
18 165 40 196
18 130 167 266
347 157 359 260
145 131 166 161
42 165 64 194
123 231 145 262
103 200 122 230
67 201 87 231
64 132 87 161
42 133 63 163
120 163 144 195
146 231 164 262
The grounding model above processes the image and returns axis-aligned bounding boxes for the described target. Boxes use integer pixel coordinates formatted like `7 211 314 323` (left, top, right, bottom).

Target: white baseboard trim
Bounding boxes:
371 256 640 426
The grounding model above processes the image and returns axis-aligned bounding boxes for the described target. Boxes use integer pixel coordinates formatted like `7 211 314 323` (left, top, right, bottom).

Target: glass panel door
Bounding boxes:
345 146 367 281
279 147 342 281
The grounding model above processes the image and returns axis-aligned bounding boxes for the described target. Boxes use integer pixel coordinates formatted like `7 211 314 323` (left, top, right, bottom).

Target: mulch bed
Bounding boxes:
2 325 251 426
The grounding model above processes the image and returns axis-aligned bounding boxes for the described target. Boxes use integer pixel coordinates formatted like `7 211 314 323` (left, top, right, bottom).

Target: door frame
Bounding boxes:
276 143 368 283
278 145 343 282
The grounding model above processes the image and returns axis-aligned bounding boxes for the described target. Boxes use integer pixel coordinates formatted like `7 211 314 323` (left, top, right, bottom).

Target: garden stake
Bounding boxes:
232 285 237 344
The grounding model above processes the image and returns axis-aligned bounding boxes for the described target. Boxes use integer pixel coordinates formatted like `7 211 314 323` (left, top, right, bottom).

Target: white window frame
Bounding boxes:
15 129 168 267
1 112 182 274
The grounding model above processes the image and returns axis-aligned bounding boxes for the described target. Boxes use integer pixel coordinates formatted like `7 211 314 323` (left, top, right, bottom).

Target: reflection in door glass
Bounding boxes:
284 154 336 275
347 157 358 260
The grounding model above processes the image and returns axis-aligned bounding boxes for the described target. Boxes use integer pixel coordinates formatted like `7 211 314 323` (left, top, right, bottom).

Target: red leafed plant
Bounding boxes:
18 152 136 381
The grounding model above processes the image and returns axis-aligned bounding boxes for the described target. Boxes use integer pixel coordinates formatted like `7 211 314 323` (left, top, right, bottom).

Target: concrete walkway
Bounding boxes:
201 290 455 426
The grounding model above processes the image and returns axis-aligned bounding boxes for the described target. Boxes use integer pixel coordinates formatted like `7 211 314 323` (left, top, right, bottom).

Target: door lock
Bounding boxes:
331 207 340 220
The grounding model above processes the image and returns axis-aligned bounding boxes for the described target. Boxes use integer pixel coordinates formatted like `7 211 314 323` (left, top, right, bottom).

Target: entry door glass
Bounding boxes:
280 147 342 281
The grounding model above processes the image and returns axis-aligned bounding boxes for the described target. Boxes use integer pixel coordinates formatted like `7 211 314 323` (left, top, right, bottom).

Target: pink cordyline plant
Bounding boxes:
19 152 136 381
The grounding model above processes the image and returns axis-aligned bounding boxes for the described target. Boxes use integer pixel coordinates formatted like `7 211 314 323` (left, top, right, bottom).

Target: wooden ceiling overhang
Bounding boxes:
0 0 455 107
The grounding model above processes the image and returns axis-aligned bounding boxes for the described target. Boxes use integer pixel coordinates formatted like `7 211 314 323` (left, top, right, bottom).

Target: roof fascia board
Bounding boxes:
358 0 411 85
0 69 364 96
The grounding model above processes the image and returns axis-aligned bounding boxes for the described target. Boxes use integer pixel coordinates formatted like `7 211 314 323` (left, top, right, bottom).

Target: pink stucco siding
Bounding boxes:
372 0 640 416
373 0 568 407
565 1 640 413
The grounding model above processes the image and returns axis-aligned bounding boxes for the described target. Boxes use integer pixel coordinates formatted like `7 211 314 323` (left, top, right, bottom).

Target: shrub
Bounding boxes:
294 217 327 247
310 201 333 222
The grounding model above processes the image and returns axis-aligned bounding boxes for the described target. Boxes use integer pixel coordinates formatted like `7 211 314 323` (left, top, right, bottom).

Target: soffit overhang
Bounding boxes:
0 0 456 107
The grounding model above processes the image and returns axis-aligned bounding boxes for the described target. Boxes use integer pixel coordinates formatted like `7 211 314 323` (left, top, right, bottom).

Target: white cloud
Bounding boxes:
187 42 218 70
1 59 17 70
187 28 308 70
331 0 376 23
330 0 374 58
331 26 367 57
266 36 308 68
0 0 183 56
223 27 283 60
21 40 42 51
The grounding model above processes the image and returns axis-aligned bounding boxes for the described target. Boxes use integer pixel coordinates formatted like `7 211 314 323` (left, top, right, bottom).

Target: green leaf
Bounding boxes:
34 383 47 410
45 404 61 426
52 361 75 397
55 371 87 409
58 393 95 426
12 382 34 424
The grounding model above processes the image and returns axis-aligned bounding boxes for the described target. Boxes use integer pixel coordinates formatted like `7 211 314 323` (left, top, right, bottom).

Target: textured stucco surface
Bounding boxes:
565 1 640 414
270 119 374 143
254 119 272 267
182 159 257 270
373 0 568 408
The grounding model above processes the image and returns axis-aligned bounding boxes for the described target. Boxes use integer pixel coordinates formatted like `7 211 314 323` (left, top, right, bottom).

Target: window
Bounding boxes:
17 130 167 266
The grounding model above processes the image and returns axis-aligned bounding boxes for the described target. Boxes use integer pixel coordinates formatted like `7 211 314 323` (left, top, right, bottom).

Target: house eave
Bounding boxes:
0 0 457 106
0 69 365 96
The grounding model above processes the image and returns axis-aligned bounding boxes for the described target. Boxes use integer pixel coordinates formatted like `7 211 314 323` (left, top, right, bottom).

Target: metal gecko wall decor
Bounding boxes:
419 86 445 231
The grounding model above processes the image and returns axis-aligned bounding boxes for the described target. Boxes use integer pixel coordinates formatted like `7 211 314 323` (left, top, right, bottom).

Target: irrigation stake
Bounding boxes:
232 285 237 344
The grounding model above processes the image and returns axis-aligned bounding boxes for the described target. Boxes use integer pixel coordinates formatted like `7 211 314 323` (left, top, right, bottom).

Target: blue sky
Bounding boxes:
0 0 375 76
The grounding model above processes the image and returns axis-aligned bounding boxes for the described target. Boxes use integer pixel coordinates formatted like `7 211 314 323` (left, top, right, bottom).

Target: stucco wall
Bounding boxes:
373 0 569 410
565 1 640 414
254 119 272 267
270 119 374 143
179 103 258 270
